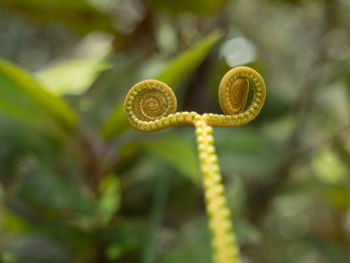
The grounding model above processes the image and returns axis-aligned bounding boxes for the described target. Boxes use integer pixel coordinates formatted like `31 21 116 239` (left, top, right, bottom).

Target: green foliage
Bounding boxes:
146 0 226 14
35 32 113 95
1 0 350 263
0 0 116 34
143 136 200 182
98 173 121 225
0 58 78 131
156 31 223 86
18 161 93 216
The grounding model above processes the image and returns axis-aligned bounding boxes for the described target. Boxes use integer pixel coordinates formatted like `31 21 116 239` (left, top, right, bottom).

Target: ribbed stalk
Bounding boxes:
194 116 240 263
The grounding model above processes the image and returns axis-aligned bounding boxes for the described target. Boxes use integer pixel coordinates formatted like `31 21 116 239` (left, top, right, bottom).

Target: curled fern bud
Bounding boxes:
124 66 267 263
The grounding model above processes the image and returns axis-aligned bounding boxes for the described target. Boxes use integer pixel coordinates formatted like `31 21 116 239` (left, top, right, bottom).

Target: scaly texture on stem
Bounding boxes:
194 115 239 263
124 66 266 263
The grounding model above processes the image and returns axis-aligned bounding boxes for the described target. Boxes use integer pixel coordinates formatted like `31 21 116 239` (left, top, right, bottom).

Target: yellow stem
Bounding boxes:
194 115 240 263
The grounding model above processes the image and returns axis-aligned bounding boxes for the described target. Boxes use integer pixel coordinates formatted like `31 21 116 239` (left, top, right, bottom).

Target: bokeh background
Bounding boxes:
1 0 350 262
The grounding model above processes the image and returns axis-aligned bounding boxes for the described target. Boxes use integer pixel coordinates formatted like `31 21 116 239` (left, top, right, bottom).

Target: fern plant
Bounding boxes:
124 66 266 263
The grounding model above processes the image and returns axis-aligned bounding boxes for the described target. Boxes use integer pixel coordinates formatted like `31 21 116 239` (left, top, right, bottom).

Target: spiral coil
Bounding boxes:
125 66 265 131
124 66 266 263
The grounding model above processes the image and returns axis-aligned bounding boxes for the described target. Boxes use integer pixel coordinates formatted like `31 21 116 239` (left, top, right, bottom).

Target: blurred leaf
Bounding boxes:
119 156 160 191
143 136 200 183
35 32 113 95
214 127 280 177
142 167 171 263
3 211 31 233
146 0 226 14
101 104 126 140
0 0 117 34
156 31 223 86
97 173 120 225
327 186 350 212
158 217 212 263
312 148 348 185
18 161 93 217
215 128 274 153
116 134 199 187
0 58 78 131
102 31 223 139
0 251 18 263
106 240 137 261
37 59 109 95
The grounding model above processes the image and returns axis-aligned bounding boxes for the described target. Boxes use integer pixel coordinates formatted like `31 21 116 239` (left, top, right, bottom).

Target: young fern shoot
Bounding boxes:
124 66 266 263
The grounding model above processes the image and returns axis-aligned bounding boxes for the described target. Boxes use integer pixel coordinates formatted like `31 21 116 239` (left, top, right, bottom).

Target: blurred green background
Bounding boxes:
0 0 350 262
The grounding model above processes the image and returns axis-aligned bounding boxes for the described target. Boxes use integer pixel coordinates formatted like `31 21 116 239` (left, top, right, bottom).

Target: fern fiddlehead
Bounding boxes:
124 66 266 263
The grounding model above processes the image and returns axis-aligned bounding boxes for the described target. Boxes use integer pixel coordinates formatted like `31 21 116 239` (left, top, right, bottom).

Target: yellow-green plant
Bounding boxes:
124 66 266 263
